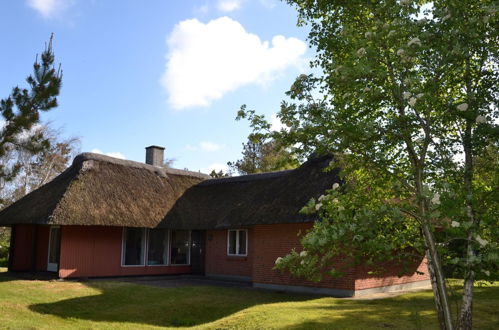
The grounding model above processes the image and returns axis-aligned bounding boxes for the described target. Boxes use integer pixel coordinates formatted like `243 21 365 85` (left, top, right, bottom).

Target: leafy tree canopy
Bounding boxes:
239 1 498 329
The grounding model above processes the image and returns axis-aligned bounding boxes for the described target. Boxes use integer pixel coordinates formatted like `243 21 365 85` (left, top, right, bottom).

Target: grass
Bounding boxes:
0 268 498 329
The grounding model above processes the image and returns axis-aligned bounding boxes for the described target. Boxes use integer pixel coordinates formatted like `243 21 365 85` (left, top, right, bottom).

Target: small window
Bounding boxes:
122 228 145 266
170 230 190 265
227 229 247 256
147 229 169 265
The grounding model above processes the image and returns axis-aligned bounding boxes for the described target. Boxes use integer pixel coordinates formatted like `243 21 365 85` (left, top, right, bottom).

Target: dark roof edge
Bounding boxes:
73 153 210 180
199 169 294 186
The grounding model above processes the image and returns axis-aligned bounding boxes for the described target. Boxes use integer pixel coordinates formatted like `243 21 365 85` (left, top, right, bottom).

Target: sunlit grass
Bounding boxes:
0 268 497 329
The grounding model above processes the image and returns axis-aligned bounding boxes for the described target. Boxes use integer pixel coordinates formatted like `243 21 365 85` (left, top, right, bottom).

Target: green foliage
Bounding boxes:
209 169 230 178
229 106 300 175
243 1 498 328
0 227 9 261
0 35 62 184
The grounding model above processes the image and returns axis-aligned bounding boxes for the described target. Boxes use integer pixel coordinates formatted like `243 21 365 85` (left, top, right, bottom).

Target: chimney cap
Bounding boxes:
145 145 165 150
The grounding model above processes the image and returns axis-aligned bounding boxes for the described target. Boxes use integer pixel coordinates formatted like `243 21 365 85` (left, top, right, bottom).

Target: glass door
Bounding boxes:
47 226 61 272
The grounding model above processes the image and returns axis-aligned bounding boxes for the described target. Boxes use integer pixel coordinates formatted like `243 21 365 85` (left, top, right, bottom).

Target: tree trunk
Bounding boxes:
415 167 454 330
458 119 476 330
421 219 454 330
425 248 448 330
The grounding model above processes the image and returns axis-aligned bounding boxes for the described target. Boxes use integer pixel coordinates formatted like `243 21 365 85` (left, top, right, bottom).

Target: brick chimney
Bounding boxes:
145 145 165 167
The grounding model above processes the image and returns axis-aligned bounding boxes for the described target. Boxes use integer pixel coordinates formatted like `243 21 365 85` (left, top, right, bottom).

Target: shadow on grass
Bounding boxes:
0 269 58 282
28 280 313 328
24 277 499 329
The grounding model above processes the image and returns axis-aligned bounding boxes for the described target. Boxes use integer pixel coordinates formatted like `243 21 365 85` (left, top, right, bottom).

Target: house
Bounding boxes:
0 146 430 296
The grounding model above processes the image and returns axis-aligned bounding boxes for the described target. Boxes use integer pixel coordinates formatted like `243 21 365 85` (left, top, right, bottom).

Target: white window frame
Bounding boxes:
121 227 146 267
227 229 248 256
146 228 170 266
170 230 191 265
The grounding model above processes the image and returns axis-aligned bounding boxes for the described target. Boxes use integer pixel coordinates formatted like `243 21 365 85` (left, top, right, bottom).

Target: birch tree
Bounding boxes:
238 1 497 329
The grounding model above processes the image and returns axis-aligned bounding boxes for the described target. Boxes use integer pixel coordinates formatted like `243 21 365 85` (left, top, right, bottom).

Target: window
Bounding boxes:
170 230 190 265
147 229 169 265
122 228 145 266
227 229 247 256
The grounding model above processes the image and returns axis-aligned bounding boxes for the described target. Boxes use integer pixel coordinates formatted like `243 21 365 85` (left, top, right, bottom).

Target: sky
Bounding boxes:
0 0 312 174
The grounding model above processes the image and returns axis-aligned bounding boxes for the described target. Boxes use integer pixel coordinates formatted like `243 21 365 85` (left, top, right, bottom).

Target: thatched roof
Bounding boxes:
0 153 208 227
159 154 338 229
0 153 339 228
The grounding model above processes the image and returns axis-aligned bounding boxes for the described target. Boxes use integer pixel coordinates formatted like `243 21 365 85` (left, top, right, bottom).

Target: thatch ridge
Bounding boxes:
75 153 210 179
199 169 294 186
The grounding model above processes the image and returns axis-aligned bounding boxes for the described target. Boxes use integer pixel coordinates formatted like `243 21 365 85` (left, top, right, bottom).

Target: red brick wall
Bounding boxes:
59 226 190 278
252 223 355 290
205 229 253 278
251 223 429 292
355 257 430 290
10 224 49 272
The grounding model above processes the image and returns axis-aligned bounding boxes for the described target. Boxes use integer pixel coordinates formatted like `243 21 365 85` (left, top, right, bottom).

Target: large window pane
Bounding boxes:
238 230 247 255
123 228 145 265
147 229 169 265
228 230 237 255
170 230 190 265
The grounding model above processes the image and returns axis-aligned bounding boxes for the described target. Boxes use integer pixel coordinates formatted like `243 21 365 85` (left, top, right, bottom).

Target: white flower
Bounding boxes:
332 183 340 190
275 257 283 265
400 0 411 5
457 103 468 111
484 270 490 276
318 195 326 202
408 97 417 107
451 221 460 228
300 260 305 265
476 115 487 124
403 91 412 100
431 193 440 205
365 32 372 38
408 37 422 47
357 48 367 57
332 198 339 204
364 87 371 92
397 49 405 56
416 93 425 99
315 203 322 211
476 235 488 247
300 250 308 257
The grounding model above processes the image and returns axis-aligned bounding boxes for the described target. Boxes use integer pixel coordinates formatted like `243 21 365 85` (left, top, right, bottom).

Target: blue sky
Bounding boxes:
0 0 311 173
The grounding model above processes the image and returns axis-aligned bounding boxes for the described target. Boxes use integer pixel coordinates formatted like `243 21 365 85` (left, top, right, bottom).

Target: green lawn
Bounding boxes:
0 268 497 329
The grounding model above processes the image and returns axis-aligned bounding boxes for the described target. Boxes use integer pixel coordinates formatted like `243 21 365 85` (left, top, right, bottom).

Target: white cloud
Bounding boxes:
162 17 307 109
200 141 224 151
200 162 229 174
217 0 243 12
26 0 70 18
259 0 277 9
185 144 198 151
90 148 126 160
270 113 287 132
185 141 224 152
